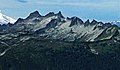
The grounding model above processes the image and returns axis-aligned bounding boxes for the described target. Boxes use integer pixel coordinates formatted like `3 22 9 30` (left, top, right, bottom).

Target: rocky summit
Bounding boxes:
0 11 120 70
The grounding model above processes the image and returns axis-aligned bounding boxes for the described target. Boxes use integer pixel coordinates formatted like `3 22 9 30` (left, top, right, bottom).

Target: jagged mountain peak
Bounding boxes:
67 17 71 20
103 22 112 27
44 11 64 18
45 12 55 17
91 19 98 24
57 11 62 15
71 16 83 22
14 11 43 24
26 11 41 19
14 18 24 24
84 19 90 26
85 19 90 24
69 16 84 27
56 11 64 18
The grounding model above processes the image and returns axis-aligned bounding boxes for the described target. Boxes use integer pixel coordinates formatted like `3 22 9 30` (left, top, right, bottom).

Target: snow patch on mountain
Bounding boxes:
0 12 16 25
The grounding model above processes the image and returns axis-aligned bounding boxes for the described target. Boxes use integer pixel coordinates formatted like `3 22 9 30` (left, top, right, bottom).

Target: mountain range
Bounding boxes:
111 21 120 26
0 11 120 70
9 11 120 42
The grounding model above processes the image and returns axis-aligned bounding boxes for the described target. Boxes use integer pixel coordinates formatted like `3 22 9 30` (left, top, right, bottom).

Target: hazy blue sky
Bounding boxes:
0 0 120 22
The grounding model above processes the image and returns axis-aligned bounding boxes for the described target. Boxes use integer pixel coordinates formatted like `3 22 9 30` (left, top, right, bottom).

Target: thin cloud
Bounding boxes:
26 1 118 9
17 0 28 3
